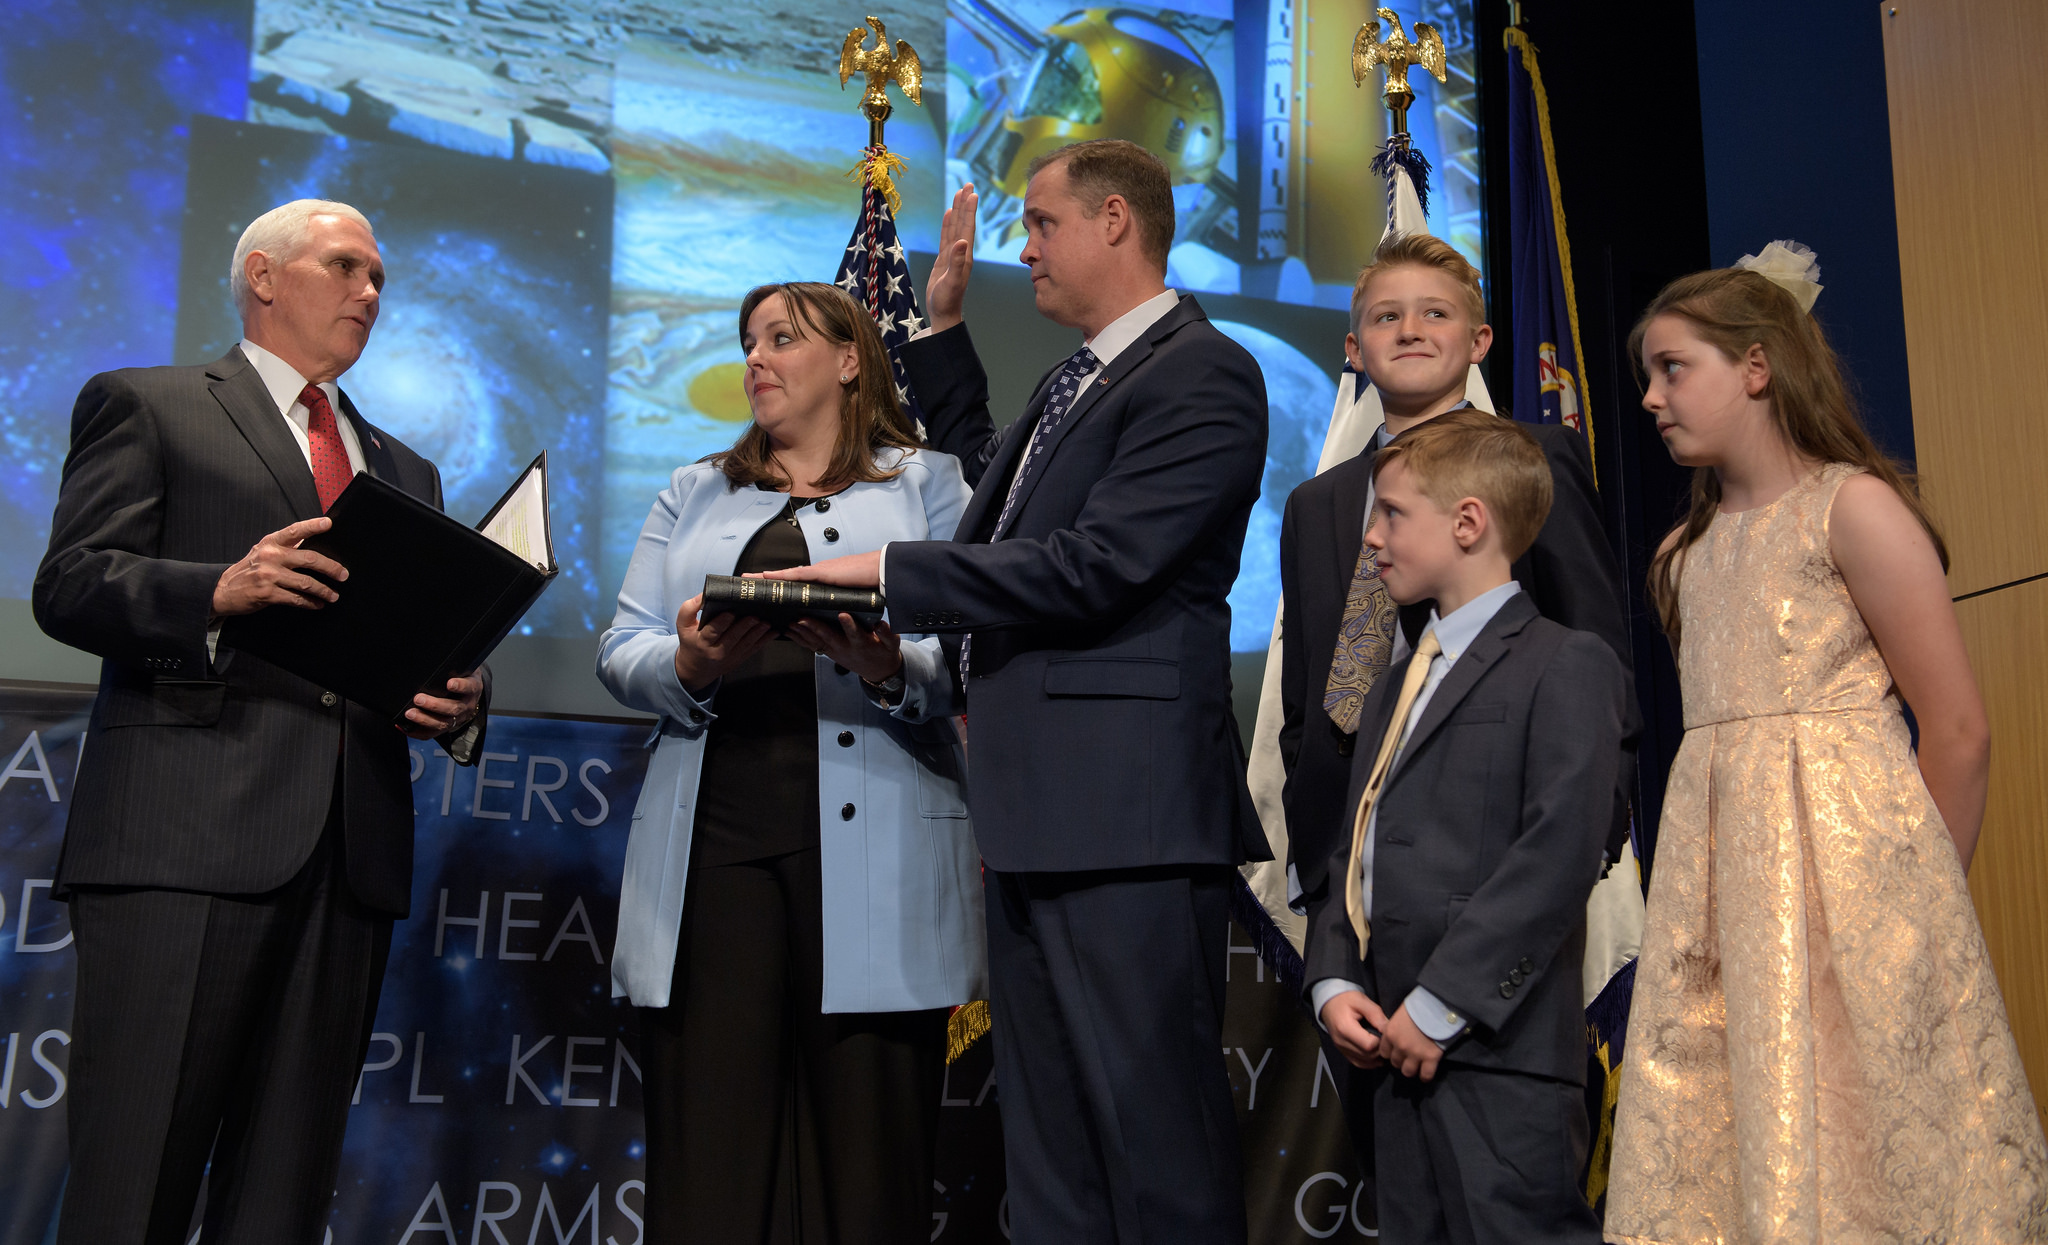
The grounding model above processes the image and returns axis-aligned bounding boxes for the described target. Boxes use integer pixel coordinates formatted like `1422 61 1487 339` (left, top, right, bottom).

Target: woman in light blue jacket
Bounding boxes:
597 282 983 1241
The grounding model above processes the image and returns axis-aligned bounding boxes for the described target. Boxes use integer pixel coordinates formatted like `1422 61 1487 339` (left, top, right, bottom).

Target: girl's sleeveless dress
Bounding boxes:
1606 464 2048 1243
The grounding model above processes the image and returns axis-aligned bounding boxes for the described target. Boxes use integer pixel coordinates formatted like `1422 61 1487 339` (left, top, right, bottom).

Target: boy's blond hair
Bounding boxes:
1373 409 1551 559
1349 232 1488 337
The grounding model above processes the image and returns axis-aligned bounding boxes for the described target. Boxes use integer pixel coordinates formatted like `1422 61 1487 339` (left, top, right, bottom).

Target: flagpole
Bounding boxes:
837 17 990 1058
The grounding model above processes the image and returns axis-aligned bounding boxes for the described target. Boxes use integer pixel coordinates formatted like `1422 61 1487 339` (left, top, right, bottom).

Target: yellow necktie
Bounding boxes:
1344 629 1442 959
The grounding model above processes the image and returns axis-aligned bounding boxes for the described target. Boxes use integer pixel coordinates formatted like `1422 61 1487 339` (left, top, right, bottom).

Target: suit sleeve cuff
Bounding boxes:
654 640 720 732
1403 985 1468 1044
886 635 953 722
1310 978 1365 1032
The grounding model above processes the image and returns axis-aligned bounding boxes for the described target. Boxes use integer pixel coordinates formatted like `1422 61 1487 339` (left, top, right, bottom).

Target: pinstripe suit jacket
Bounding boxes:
33 346 487 918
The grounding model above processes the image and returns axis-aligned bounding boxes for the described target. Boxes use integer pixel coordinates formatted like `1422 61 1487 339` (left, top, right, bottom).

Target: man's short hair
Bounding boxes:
1025 139 1176 273
1373 408 1552 559
230 199 376 319
1349 231 1487 339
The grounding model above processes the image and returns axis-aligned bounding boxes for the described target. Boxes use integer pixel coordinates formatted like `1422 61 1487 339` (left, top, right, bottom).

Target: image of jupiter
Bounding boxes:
601 32 945 591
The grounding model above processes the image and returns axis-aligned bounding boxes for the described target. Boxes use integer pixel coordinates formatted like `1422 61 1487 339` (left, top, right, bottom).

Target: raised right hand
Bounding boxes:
1321 991 1389 1070
925 182 978 334
672 593 773 695
211 517 348 616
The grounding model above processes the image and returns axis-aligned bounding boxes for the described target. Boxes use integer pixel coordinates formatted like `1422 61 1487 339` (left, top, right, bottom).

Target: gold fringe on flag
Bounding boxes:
946 999 990 1064
847 146 909 217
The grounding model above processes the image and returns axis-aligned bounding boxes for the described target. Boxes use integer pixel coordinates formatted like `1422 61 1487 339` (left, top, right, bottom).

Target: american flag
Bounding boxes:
833 163 927 425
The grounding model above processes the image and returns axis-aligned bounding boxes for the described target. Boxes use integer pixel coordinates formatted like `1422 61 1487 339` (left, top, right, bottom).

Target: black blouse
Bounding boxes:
689 494 826 867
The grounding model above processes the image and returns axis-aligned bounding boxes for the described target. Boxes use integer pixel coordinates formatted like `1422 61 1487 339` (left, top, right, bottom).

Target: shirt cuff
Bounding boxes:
1403 985 1468 1044
441 717 483 765
206 621 221 666
1286 861 1305 915
1309 978 1365 1032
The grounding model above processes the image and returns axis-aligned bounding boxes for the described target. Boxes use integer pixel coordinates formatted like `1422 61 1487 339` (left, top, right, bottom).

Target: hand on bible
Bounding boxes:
403 670 483 740
1321 991 1388 1070
211 517 349 616
757 551 882 590
672 593 773 696
787 614 904 686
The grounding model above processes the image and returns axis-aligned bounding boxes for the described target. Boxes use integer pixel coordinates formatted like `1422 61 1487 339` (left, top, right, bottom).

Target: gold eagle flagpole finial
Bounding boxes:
1351 7 1447 136
838 15 923 150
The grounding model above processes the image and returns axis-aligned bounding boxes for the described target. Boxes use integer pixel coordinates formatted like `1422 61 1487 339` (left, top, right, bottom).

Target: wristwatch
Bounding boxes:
862 670 907 705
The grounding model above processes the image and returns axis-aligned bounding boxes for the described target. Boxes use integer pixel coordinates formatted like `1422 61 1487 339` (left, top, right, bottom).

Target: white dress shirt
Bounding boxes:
1310 578 1525 1045
881 288 1183 597
238 339 370 478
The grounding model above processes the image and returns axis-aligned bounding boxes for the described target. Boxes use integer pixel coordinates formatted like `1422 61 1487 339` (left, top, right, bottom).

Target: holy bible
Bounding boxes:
222 452 558 721
700 574 885 629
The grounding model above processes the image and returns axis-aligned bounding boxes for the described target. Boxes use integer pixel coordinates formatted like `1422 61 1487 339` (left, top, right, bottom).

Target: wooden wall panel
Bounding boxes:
1882 0 2048 598
1956 582 2048 1130
1885 0 2048 1121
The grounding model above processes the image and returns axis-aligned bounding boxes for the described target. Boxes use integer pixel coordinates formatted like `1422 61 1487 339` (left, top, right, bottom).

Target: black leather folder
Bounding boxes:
221 453 558 720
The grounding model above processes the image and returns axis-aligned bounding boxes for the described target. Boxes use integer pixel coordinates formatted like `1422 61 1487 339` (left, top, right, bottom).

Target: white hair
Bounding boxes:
229 199 376 320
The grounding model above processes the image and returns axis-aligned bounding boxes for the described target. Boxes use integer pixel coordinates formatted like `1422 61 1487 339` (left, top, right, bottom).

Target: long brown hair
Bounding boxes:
706 281 922 492
1631 267 1946 639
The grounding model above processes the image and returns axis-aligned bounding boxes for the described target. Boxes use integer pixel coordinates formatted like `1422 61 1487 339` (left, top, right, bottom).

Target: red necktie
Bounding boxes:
300 383 353 511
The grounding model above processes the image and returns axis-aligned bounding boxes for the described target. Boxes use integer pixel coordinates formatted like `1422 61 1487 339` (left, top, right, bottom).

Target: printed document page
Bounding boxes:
478 461 553 572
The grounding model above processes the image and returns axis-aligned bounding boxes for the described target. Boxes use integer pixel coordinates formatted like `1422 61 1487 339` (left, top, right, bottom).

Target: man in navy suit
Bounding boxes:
769 140 1269 1243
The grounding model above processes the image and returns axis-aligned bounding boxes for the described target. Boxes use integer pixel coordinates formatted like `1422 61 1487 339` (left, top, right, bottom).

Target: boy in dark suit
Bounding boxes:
1302 410 1625 1243
1275 235 1637 1174
1279 231 1634 936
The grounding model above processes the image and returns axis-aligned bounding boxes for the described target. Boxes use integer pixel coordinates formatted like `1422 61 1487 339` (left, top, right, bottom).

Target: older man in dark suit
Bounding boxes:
34 198 486 1245
769 140 1268 1243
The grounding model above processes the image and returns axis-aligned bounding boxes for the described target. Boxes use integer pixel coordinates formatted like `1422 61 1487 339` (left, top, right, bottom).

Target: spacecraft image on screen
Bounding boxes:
947 0 1241 294
1 0 1479 656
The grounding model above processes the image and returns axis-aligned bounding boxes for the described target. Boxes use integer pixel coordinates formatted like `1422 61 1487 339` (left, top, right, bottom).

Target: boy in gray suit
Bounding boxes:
1302 409 1625 1244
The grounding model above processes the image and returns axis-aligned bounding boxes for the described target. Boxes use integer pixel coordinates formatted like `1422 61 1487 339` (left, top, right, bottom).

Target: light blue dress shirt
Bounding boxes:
1311 579 1525 1045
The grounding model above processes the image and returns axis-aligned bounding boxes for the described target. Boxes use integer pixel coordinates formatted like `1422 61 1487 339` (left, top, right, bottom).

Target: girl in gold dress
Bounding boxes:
1603 258 2048 1244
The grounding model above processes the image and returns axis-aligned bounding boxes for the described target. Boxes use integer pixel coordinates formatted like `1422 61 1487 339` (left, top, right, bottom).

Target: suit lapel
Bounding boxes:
999 296 1199 528
208 347 322 520
1387 594 1538 785
335 389 402 485
957 412 1035 541
1328 453 1373 595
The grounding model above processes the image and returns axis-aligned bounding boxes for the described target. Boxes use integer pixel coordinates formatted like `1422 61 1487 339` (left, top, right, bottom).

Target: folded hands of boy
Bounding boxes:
1379 1004 1444 1081
1320 992 1444 1081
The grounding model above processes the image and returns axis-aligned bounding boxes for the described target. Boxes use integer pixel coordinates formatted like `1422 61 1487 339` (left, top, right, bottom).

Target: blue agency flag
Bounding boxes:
1505 29 1587 438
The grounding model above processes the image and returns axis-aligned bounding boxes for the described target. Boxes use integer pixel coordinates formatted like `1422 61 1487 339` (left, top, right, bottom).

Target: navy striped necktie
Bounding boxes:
961 344 1102 690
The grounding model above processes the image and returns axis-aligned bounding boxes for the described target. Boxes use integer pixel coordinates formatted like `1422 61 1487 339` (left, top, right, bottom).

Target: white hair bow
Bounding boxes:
1734 240 1824 313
